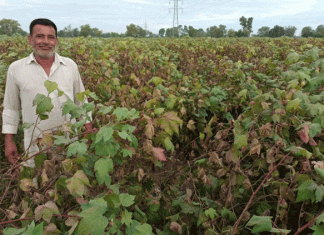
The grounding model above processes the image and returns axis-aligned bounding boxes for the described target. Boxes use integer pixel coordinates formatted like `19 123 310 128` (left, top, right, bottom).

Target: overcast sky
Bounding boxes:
0 0 323 36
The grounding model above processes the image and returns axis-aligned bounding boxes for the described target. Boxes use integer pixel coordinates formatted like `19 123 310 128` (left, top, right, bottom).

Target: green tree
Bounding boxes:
257 26 270 37
269 25 285 38
196 28 206 37
125 24 147 37
0 18 26 36
91 27 102 37
239 16 253 36
126 24 137 37
136 25 146 37
188 26 197 37
301 26 315 37
227 29 236 37
235 29 246 38
284 26 297 37
158 28 165 37
80 24 92 37
315 25 324 38
208 25 227 38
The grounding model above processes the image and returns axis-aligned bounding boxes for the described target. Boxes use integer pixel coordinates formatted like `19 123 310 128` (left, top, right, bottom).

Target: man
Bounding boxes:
2 18 92 167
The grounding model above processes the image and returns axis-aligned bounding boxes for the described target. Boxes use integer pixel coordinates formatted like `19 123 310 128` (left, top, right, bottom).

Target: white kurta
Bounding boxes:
2 52 88 163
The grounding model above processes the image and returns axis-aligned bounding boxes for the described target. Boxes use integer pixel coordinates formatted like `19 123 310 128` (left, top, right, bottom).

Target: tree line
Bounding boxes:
1 17 324 38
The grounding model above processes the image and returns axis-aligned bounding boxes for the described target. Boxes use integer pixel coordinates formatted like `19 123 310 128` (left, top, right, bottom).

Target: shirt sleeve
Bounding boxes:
2 67 21 134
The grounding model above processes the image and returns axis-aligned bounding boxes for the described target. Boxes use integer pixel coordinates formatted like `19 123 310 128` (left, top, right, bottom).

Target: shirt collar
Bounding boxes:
26 52 66 66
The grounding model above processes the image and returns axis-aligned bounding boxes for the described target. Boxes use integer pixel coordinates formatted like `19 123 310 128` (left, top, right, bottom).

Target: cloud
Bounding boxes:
0 0 10 6
188 11 242 23
24 0 43 3
124 0 151 4
258 0 318 18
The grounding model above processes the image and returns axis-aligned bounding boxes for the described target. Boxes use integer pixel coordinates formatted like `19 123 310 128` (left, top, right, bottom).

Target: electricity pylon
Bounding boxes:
169 0 183 37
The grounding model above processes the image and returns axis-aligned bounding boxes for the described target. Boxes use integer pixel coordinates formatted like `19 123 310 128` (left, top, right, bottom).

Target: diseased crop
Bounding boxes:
1 35 324 234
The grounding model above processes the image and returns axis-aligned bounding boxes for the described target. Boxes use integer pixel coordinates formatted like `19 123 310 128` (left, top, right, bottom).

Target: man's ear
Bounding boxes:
28 34 32 45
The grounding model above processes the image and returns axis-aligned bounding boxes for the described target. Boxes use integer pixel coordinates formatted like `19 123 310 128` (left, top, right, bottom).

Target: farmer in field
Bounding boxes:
2 18 92 167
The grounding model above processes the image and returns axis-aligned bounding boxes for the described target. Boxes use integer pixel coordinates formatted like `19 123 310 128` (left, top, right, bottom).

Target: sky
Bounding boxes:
0 0 323 36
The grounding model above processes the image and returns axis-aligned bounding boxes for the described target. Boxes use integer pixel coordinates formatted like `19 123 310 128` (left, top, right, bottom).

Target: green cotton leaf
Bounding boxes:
220 209 236 222
246 215 272 234
5 221 44 235
66 170 89 197
34 154 47 168
309 123 321 138
67 141 87 157
95 141 120 157
72 119 86 130
285 51 300 64
316 213 324 225
121 124 136 134
135 224 153 235
287 79 299 89
234 134 248 150
89 92 99 101
82 102 95 113
33 94 53 119
119 193 135 207
315 185 324 203
26 221 44 235
55 176 67 191
105 193 121 209
95 126 114 144
3 226 27 234
44 80 58 94
113 107 130 121
155 112 183 136
204 208 217 219
98 105 113 115
286 98 301 112
315 166 324 180
54 136 71 145
296 180 317 203
166 94 177 109
164 137 174 152
77 199 109 235
121 148 133 158
311 225 324 235
149 76 163 86
80 198 108 216
154 107 164 116
94 158 113 186
76 89 91 102
272 114 281 123
22 122 33 129
121 209 133 226
62 99 84 118
238 89 247 98
285 146 312 159
270 228 291 234
118 131 129 140
57 88 64 97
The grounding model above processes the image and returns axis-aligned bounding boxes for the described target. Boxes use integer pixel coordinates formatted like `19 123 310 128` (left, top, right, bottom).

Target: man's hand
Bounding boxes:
5 134 19 165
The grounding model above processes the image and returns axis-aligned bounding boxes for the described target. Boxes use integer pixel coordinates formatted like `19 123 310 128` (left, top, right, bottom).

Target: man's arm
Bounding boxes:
5 134 19 164
2 66 21 165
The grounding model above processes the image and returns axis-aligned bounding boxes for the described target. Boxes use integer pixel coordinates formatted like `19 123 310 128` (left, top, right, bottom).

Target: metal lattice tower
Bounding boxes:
170 0 183 37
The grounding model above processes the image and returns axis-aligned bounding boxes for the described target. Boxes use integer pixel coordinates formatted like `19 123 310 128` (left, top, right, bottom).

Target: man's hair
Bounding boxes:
29 18 57 37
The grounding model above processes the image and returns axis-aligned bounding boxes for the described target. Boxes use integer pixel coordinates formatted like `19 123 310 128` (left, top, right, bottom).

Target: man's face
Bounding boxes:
28 24 58 59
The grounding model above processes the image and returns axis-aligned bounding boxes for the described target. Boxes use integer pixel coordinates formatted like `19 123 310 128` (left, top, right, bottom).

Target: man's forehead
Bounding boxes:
32 24 56 35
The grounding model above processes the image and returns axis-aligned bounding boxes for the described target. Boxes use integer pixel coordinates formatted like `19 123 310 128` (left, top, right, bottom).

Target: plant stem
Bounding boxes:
232 153 289 235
